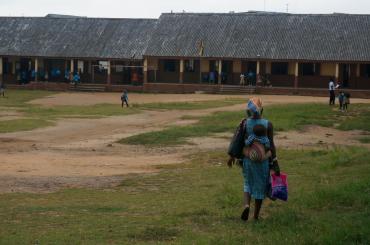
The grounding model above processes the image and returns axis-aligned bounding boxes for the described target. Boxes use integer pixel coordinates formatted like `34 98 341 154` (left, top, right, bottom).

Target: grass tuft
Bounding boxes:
128 226 180 242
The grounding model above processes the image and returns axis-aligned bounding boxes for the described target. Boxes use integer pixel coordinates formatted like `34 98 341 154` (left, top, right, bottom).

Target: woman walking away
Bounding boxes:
121 90 129 108
227 98 280 221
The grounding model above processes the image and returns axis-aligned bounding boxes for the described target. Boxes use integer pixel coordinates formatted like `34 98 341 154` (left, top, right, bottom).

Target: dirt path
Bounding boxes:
28 92 370 107
1 93 369 193
29 93 247 106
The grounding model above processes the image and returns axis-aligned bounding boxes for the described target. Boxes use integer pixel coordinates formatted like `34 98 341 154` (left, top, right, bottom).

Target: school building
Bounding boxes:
1 12 370 96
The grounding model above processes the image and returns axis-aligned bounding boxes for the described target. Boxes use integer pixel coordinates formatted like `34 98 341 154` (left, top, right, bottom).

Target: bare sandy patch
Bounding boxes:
0 110 24 121
28 92 370 107
275 126 370 150
29 92 247 107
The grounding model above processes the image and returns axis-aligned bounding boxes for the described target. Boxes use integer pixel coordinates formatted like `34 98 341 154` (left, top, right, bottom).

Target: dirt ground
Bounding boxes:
28 92 370 107
1 93 369 193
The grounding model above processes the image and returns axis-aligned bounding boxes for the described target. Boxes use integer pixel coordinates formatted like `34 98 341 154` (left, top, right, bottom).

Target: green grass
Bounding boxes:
0 89 55 107
0 147 369 244
358 136 370 144
120 103 370 147
0 118 55 133
335 104 370 132
120 109 245 146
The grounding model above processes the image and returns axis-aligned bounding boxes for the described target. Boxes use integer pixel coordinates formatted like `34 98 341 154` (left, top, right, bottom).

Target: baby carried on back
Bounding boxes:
244 124 272 163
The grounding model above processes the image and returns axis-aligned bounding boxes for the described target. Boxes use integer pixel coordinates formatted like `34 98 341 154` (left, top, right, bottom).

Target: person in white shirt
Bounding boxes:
240 73 245 86
329 79 336 105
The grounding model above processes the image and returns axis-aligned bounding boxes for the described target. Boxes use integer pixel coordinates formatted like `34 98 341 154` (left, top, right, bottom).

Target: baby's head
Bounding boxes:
253 124 267 137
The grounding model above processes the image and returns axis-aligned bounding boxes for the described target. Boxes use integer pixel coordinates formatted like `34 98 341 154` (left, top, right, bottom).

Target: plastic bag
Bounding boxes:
271 173 288 201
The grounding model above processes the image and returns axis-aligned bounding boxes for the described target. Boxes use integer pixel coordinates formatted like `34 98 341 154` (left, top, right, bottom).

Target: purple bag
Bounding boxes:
271 173 288 201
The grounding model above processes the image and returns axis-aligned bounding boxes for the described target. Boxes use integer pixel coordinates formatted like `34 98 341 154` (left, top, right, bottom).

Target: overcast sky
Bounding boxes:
0 0 369 18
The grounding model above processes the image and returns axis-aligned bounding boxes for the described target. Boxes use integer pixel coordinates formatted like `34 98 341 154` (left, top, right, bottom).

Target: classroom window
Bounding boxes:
185 60 195 72
164 60 176 72
360 64 370 78
301 63 320 76
271 62 288 75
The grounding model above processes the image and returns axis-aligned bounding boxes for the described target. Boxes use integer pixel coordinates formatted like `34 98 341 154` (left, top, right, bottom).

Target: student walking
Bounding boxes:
329 79 336 105
343 92 351 111
338 91 345 111
121 90 129 108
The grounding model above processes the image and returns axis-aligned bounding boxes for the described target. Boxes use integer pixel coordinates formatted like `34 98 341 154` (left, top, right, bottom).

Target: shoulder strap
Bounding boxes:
262 119 269 128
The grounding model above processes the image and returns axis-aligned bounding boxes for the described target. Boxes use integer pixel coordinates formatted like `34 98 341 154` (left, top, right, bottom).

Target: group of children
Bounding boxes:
329 79 351 112
338 91 351 112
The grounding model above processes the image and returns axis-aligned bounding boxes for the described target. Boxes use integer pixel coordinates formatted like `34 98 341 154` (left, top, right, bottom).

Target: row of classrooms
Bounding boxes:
2 56 370 89
0 57 143 85
147 58 370 89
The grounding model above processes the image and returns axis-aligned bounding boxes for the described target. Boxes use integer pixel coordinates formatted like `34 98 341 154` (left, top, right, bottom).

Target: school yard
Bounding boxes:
0 90 369 244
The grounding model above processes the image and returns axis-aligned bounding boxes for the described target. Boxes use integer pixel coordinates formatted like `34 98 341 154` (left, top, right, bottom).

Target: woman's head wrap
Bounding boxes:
246 98 263 118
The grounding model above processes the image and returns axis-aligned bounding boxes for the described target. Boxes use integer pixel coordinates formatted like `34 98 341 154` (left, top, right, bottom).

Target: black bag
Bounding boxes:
228 119 246 159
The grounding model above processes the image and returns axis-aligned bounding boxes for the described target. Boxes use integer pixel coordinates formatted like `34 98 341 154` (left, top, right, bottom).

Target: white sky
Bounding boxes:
0 0 369 18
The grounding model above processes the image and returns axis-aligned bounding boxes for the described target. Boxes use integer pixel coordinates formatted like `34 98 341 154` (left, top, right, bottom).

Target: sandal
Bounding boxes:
241 206 250 221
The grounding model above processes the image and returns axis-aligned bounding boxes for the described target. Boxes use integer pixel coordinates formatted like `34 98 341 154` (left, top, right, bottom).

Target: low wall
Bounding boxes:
6 82 70 91
106 85 144 93
5 82 370 99
143 83 219 94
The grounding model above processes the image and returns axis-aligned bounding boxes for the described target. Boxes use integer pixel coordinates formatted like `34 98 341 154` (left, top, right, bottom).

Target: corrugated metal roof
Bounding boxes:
0 17 157 59
145 12 370 62
0 13 369 62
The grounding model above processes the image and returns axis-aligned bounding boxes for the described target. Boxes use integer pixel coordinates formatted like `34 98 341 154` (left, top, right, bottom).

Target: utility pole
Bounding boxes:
286 3 289 13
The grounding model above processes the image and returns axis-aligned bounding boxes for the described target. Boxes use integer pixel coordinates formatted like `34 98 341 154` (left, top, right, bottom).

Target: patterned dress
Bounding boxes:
242 118 270 200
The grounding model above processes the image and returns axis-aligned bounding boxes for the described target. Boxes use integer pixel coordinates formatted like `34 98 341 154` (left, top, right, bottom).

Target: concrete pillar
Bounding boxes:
35 58 38 82
179 59 184 83
218 60 222 84
70 59 74 74
256 61 261 84
0 57 3 82
294 62 299 89
107 61 111 85
335 63 339 81
143 58 148 84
